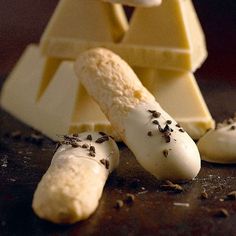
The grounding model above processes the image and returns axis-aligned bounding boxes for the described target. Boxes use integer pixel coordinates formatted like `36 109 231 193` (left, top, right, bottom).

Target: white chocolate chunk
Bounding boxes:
75 48 201 180
32 132 119 224
197 122 236 164
0 45 119 141
102 0 162 7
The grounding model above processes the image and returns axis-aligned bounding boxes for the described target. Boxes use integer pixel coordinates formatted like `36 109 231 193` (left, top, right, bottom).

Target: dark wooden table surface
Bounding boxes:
0 1 236 235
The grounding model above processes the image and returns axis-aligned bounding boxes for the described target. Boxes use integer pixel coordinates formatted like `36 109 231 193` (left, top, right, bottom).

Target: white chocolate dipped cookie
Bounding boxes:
102 0 162 7
32 132 119 224
74 48 201 181
197 116 236 164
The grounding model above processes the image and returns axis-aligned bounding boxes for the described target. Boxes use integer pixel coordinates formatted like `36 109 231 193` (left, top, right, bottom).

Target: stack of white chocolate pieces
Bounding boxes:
0 0 214 140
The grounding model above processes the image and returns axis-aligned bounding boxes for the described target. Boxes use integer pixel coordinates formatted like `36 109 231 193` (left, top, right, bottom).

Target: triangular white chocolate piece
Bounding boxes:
134 68 215 139
40 0 128 58
0 45 119 140
122 0 207 71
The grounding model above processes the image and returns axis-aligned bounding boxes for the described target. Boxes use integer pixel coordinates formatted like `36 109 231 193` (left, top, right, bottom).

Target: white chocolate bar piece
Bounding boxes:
102 0 162 7
197 119 236 164
41 0 206 72
0 45 119 140
134 68 215 139
32 132 119 224
40 0 128 57
75 48 201 180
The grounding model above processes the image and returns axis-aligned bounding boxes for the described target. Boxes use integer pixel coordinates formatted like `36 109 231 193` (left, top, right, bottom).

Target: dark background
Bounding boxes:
0 0 235 82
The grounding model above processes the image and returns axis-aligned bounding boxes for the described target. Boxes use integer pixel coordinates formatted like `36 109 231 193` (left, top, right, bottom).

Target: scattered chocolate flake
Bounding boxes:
227 118 234 125
148 110 156 114
226 191 236 200
72 134 79 137
152 120 159 125
200 190 208 200
163 133 171 143
95 136 109 144
175 123 181 128
125 193 135 204
71 142 80 148
179 128 185 133
229 125 236 130
115 200 124 209
160 181 183 193
163 124 171 132
99 132 106 136
163 149 169 158
89 146 96 153
100 159 110 169
82 144 89 149
147 131 153 137
86 134 92 141
152 111 161 118
213 208 229 218
166 120 172 125
10 130 22 139
89 152 95 157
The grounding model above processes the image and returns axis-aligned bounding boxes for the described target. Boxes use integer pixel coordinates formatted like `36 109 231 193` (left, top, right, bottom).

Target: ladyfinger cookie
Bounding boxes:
32 132 119 224
102 0 162 7
74 48 201 180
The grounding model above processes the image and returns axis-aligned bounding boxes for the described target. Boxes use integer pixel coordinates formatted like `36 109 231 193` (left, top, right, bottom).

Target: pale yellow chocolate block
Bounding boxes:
40 0 128 58
122 0 207 71
134 68 215 139
0 45 119 140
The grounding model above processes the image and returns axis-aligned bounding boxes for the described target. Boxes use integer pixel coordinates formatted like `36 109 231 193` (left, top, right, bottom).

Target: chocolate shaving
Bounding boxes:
100 159 110 169
86 134 92 141
226 191 236 200
95 136 109 144
147 131 153 137
99 132 107 136
200 190 208 199
179 128 185 133
160 181 183 193
115 200 124 209
163 149 168 158
82 144 89 149
125 193 135 204
152 120 159 125
89 146 96 153
213 208 229 218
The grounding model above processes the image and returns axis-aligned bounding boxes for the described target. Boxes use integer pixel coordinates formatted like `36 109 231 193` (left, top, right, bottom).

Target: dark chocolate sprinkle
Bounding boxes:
229 125 236 130
227 191 236 200
89 146 96 153
179 128 185 133
213 208 229 218
72 134 79 137
166 120 172 125
152 120 159 125
125 193 135 204
86 134 92 141
95 136 109 144
200 190 208 199
82 144 89 149
152 111 161 118
89 152 95 157
115 200 124 209
71 142 80 148
176 123 181 128
147 131 153 137
163 149 168 158
100 159 110 169
99 132 106 136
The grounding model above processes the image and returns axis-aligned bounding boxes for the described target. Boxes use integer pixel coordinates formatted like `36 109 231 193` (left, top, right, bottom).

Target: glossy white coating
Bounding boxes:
197 123 236 164
122 101 201 180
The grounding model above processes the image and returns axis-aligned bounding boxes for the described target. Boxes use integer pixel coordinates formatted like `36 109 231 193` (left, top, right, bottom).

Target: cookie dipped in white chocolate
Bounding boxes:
74 48 201 180
102 0 162 7
32 132 119 224
197 118 236 164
